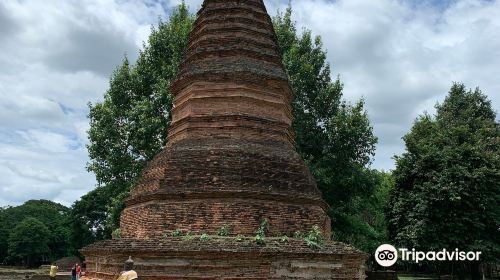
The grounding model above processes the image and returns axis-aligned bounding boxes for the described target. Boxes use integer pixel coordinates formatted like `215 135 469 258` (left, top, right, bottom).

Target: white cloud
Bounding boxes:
0 0 171 207
0 0 498 206
270 0 500 170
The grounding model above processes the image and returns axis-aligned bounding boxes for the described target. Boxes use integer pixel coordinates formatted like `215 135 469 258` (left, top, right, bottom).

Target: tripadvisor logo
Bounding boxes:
375 244 482 267
375 244 398 267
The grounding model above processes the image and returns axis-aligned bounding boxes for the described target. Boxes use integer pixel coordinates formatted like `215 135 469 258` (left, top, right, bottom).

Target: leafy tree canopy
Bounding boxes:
274 7 380 250
388 83 500 262
8 217 51 266
75 3 195 238
0 200 70 263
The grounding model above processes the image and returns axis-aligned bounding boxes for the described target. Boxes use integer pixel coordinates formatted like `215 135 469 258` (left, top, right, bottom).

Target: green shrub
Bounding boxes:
112 228 121 239
172 229 183 237
182 232 194 241
280 235 289 243
254 234 265 245
303 225 324 249
235 235 244 242
254 219 269 245
293 231 304 239
200 233 211 241
217 224 231 236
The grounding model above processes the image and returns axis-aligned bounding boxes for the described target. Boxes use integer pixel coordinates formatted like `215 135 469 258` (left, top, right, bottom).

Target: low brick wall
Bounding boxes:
81 238 368 280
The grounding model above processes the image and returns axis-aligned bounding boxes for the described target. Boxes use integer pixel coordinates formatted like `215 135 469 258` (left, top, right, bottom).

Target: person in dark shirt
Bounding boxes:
71 265 77 280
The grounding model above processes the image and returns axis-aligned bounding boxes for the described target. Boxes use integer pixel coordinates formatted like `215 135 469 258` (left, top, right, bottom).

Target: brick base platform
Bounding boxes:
80 238 367 280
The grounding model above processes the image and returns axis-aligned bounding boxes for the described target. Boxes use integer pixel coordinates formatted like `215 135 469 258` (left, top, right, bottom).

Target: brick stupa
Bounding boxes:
81 0 367 279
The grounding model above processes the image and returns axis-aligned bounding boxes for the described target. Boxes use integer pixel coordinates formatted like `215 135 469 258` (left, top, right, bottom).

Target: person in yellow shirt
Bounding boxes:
49 262 58 280
117 256 138 280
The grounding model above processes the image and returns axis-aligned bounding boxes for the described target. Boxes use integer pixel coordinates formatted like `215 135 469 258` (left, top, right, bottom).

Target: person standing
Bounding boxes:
71 264 77 280
49 262 58 280
76 263 81 280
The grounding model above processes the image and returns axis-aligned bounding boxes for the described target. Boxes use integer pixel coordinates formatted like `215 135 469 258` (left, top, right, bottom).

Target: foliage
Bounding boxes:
333 170 392 253
0 209 8 262
217 225 232 237
70 3 195 250
254 219 270 245
0 200 71 264
112 229 121 239
387 83 500 264
293 231 304 239
235 235 244 242
255 219 269 236
254 235 265 245
200 233 211 241
68 187 111 255
273 7 379 251
182 232 194 241
303 225 325 249
8 217 51 266
172 229 183 237
280 235 289 243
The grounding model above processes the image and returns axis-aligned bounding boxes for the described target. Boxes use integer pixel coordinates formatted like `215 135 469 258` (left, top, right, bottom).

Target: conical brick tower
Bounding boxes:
81 0 367 279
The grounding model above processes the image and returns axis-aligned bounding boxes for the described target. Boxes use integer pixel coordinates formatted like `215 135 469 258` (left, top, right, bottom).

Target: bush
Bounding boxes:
171 229 183 237
200 234 211 241
217 225 231 237
304 226 324 249
235 235 244 242
112 229 121 239
182 232 194 241
254 219 269 245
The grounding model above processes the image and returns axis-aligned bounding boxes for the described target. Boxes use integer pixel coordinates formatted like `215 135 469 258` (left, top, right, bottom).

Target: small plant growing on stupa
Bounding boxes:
217 224 231 236
182 232 194 241
200 233 211 241
279 235 289 243
235 234 244 242
254 219 269 245
254 234 265 245
303 225 324 249
112 229 121 239
293 231 304 239
172 229 183 237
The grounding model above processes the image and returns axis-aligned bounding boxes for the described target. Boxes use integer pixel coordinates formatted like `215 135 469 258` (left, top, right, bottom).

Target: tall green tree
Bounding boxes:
68 187 111 255
274 8 379 250
8 217 50 266
72 3 195 242
334 170 392 253
387 83 500 278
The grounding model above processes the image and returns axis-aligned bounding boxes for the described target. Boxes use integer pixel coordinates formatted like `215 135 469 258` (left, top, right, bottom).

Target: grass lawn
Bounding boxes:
399 276 438 280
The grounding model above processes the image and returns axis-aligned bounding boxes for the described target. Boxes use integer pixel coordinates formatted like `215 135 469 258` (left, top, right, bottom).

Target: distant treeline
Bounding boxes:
0 200 71 266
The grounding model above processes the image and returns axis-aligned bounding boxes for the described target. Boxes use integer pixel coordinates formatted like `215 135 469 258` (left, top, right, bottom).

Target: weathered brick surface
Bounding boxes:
81 0 368 278
122 138 330 239
121 198 331 239
81 238 367 280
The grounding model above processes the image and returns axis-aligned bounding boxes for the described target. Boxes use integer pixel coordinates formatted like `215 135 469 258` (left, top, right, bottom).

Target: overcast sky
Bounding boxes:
0 0 498 207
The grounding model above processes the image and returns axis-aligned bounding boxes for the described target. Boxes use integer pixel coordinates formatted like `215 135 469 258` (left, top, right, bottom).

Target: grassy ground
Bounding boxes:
399 277 438 280
0 267 48 280
0 266 73 280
